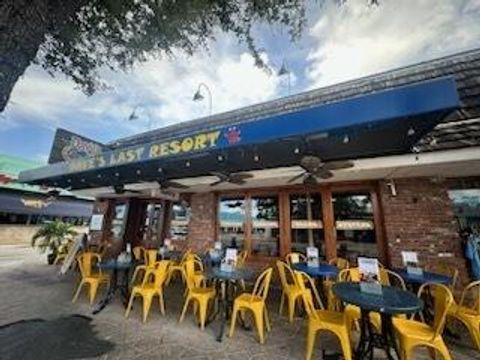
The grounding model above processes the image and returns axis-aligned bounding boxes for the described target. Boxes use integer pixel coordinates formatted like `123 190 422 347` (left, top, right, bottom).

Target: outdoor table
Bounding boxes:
205 267 255 342
92 259 133 315
292 262 339 278
333 282 423 360
394 268 452 287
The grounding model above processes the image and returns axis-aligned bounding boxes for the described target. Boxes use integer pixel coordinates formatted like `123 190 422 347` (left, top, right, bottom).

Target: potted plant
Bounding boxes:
31 220 78 264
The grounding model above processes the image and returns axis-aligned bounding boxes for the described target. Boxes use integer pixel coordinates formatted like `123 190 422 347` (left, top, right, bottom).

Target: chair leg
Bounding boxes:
253 308 265 344
435 341 453 360
72 280 85 303
288 295 297 323
228 303 239 338
305 323 317 360
125 292 136 318
264 307 271 332
337 329 352 360
158 291 165 315
142 294 153 323
89 281 100 304
179 296 191 323
198 298 210 330
465 320 480 351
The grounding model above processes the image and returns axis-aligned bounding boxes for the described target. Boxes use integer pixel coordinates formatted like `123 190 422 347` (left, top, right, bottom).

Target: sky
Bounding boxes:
1 0 479 164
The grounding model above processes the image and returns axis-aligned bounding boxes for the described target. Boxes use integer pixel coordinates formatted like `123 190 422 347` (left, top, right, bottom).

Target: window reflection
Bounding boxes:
218 197 245 250
333 193 376 262
251 196 279 257
290 193 324 256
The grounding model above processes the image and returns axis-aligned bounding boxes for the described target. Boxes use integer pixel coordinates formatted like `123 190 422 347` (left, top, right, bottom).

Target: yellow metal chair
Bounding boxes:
179 259 216 330
131 248 158 285
447 280 480 350
294 271 352 360
125 260 171 322
276 260 307 322
72 252 109 304
329 257 350 270
286 252 307 266
166 249 192 285
393 283 454 360
229 267 273 344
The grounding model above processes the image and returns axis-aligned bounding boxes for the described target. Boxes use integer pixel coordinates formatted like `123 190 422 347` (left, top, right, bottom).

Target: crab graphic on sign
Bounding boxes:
224 126 241 145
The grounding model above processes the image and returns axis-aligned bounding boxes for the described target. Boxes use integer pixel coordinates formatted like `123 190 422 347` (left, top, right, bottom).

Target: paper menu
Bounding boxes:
402 251 423 276
306 246 319 267
401 251 418 266
225 248 238 265
358 257 382 294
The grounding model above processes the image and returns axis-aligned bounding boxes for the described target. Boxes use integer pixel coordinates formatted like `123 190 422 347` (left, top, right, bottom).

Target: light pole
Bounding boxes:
193 82 213 115
278 61 291 95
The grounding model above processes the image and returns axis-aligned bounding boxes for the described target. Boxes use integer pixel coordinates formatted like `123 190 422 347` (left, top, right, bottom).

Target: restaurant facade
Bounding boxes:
19 49 480 282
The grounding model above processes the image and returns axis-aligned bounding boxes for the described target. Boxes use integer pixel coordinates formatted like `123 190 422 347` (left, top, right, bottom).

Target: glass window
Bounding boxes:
333 193 376 263
170 202 190 240
289 193 324 257
251 196 280 257
448 189 480 234
219 197 246 250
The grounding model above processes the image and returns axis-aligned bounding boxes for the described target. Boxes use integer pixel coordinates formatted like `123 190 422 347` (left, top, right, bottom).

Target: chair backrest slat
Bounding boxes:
252 268 273 301
293 271 324 319
418 283 454 339
459 280 480 316
338 268 360 282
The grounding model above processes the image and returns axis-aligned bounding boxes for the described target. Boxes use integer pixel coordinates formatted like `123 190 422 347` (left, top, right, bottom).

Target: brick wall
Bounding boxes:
185 192 217 252
379 177 469 285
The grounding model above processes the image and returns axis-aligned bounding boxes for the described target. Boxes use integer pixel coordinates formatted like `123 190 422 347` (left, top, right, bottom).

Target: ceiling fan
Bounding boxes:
210 171 253 187
288 156 354 185
113 184 142 195
157 179 189 190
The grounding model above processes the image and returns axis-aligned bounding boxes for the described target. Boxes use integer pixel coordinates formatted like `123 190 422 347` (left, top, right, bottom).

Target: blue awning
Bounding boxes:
18 77 460 189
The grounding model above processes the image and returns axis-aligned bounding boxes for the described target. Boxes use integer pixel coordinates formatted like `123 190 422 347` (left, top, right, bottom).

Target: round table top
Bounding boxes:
97 259 133 270
332 282 423 315
394 268 452 285
206 267 255 281
292 262 339 278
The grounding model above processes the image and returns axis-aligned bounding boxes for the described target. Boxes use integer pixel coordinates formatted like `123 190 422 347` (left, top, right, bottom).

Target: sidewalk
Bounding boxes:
0 248 477 360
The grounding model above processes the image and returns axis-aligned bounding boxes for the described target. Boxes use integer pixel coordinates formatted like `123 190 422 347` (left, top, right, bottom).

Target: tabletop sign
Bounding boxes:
402 251 423 276
89 214 104 231
221 248 237 272
358 257 382 295
214 241 222 250
306 246 320 267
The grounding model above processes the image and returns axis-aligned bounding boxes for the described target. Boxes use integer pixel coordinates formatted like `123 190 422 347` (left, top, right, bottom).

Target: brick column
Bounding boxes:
186 192 217 252
379 178 469 285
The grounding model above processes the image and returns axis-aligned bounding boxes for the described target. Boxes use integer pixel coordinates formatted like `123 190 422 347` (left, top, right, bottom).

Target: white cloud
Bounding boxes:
306 0 480 88
3 41 282 142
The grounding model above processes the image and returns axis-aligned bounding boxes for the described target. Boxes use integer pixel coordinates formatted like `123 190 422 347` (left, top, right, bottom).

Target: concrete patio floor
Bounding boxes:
0 246 478 360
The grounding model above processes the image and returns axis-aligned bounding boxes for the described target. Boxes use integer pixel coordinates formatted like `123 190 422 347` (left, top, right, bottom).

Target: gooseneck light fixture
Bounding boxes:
193 82 212 115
